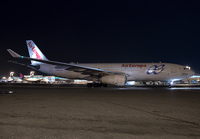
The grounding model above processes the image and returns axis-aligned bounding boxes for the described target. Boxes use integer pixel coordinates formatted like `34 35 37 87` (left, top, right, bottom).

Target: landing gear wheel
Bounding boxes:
87 83 93 87
102 84 107 87
93 83 102 87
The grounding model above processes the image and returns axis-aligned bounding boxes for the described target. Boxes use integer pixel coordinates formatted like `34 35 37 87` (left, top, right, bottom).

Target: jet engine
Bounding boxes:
100 75 127 86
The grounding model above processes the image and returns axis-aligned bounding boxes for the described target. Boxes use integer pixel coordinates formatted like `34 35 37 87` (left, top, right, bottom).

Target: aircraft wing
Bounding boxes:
7 49 125 77
8 60 40 70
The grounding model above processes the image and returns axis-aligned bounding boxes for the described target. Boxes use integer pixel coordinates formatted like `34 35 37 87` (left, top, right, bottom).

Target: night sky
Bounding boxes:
0 0 200 77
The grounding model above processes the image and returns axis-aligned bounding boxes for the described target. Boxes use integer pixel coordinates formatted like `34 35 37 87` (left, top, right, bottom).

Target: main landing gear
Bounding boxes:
87 83 107 87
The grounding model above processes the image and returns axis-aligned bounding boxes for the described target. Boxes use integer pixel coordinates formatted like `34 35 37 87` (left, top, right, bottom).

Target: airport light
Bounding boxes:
170 79 181 85
127 81 135 85
190 75 200 78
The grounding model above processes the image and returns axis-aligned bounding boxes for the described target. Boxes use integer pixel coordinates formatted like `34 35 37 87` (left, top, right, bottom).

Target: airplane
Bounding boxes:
22 71 43 83
20 72 54 83
8 77 23 83
4 72 23 83
0 77 7 83
23 75 43 83
7 40 195 87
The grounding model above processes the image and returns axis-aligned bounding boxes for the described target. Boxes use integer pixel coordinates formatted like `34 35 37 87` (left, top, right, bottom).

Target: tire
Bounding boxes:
93 83 101 87
102 84 107 87
87 83 93 87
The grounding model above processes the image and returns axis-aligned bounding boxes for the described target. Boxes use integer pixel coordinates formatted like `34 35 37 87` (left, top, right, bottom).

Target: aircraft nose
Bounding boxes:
190 70 195 76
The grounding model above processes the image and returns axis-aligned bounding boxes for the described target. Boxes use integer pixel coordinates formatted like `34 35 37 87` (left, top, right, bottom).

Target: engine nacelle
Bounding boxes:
100 75 127 86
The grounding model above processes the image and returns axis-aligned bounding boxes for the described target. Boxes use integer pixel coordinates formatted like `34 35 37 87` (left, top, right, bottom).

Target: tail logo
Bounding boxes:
147 64 165 75
28 42 42 59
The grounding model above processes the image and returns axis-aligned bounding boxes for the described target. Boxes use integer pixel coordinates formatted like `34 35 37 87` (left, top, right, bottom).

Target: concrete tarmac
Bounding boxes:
0 86 200 139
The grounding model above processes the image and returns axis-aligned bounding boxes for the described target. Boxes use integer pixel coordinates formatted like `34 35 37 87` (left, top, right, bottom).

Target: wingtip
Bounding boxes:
7 49 21 58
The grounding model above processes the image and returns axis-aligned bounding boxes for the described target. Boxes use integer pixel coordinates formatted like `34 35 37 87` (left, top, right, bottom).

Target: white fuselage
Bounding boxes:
7 40 195 85
38 63 194 82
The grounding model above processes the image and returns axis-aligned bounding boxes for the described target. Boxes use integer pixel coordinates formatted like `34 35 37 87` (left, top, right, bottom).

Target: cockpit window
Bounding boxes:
184 66 191 70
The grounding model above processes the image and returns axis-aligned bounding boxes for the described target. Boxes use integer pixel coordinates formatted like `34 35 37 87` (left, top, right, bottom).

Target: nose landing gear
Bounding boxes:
87 83 107 87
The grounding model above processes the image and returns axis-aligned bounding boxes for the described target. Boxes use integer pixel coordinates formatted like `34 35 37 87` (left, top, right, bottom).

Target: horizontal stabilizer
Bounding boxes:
7 49 21 58
8 60 40 70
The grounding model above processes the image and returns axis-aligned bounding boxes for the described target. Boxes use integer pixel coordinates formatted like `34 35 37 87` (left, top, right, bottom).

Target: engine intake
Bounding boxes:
100 75 127 86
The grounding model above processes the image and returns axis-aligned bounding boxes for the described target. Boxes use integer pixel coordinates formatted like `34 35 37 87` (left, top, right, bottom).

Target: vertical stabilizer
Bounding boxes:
26 40 48 65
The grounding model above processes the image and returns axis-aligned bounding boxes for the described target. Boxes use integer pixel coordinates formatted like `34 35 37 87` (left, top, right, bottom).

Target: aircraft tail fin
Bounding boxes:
26 40 48 65
20 73 23 79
